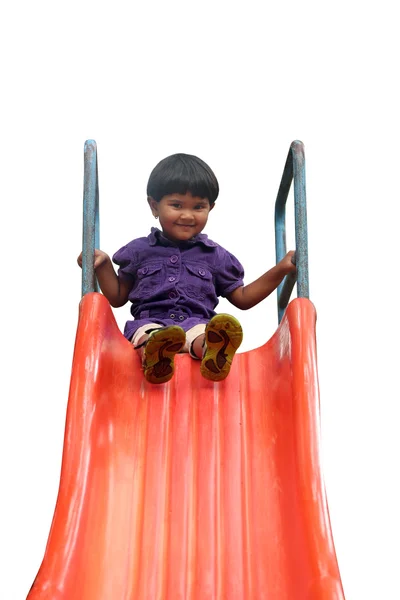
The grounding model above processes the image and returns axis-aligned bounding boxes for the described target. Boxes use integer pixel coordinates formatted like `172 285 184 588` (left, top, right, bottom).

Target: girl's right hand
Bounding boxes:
77 249 111 270
278 250 297 275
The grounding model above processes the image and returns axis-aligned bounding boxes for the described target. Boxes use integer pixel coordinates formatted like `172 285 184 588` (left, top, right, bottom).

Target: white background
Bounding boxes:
1 1 399 598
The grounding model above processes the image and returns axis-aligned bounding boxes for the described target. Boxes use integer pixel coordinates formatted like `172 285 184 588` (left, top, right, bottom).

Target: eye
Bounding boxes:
171 203 182 208
195 204 207 210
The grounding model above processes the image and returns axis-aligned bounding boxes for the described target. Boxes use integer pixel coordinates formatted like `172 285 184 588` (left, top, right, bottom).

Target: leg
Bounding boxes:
131 323 163 362
191 333 206 359
200 314 243 381
184 324 207 359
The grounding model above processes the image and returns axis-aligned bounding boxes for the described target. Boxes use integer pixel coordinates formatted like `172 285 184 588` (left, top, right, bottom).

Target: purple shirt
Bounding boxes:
113 227 244 340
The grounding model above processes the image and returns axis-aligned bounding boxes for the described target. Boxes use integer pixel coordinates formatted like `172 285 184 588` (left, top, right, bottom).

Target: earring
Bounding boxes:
155 215 158 220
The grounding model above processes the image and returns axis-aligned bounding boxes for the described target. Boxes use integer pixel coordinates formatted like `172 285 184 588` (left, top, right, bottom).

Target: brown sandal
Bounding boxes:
142 326 186 384
200 314 243 382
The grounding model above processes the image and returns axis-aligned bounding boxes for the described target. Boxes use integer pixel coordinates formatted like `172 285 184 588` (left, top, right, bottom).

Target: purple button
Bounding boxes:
170 255 178 263
198 269 206 276
168 276 176 282
169 291 177 299
141 267 148 274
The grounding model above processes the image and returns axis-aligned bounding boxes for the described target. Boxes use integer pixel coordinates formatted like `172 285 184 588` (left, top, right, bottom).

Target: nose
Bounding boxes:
179 209 195 222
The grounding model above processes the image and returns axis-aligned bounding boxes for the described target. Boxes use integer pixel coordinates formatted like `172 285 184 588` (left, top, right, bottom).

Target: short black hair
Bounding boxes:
147 153 219 205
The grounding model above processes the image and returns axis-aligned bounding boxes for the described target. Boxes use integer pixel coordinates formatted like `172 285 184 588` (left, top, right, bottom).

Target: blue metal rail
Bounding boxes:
82 140 100 296
275 140 309 322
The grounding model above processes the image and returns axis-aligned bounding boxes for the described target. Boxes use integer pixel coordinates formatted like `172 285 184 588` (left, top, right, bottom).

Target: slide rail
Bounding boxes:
275 140 309 322
82 139 100 296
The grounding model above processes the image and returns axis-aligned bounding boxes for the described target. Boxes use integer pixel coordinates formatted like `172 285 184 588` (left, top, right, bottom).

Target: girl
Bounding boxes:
78 153 295 384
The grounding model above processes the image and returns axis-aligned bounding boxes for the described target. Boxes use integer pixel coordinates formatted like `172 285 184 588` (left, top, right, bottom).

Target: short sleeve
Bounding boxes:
214 248 244 298
112 245 136 282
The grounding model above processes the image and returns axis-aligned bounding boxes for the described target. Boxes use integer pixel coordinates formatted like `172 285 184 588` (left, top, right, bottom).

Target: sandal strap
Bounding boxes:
134 327 164 350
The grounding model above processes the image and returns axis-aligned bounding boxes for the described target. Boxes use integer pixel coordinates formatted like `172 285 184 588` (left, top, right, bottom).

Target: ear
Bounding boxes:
209 202 215 212
147 196 159 217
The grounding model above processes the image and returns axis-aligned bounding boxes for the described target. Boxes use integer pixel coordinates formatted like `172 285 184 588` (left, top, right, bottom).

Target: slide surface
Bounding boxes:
28 293 344 599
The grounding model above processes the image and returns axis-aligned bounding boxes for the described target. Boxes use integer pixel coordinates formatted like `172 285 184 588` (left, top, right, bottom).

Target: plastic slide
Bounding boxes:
27 292 345 599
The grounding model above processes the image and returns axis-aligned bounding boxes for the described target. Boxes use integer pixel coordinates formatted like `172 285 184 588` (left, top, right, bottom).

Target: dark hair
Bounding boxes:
147 153 219 205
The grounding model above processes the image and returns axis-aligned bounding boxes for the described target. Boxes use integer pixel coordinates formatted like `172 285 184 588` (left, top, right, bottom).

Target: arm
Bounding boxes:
77 249 132 307
226 251 296 310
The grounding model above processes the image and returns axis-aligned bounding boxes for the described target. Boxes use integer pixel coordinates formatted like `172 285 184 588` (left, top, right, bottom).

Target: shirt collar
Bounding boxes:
148 227 217 248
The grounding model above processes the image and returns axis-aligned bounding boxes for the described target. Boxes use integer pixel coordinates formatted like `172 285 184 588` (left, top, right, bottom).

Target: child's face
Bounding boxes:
148 193 213 243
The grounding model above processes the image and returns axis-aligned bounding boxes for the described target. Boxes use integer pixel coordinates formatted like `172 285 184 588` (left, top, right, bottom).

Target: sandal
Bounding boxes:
142 326 186 384
200 314 243 381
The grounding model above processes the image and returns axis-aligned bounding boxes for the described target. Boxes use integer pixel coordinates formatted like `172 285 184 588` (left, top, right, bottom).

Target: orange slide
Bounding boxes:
28 292 345 599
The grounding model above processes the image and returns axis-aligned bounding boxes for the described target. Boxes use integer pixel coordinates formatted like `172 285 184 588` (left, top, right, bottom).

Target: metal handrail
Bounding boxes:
275 140 309 322
82 139 100 296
